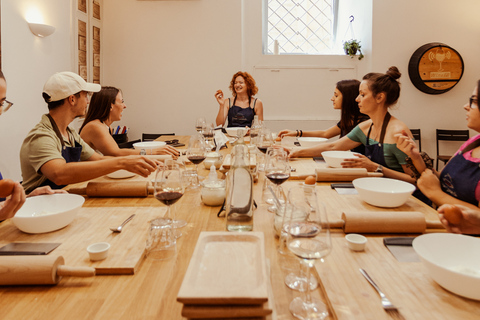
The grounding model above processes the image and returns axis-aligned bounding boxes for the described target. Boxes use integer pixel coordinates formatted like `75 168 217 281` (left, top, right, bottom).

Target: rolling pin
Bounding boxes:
328 211 444 233
0 256 95 285
315 168 383 182
69 181 154 197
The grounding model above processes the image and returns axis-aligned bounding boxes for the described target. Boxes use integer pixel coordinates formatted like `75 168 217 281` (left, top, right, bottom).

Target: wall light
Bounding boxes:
28 22 55 38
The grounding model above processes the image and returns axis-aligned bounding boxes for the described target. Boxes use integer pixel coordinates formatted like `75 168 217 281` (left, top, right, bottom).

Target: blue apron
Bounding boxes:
0 172 4 202
227 97 256 128
440 139 480 206
40 115 83 190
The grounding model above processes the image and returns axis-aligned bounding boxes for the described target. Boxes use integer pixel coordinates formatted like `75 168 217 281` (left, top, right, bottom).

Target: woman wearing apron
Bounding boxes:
214 71 264 128
287 66 417 186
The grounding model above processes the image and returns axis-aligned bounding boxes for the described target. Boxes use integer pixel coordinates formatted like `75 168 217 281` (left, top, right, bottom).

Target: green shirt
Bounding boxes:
20 114 95 193
346 125 407 172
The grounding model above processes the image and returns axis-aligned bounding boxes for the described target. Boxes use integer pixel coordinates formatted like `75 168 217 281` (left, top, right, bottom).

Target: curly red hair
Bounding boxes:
229 71 258 98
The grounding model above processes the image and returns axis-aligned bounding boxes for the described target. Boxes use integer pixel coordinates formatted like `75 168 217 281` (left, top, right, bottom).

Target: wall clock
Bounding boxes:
408 42 464 95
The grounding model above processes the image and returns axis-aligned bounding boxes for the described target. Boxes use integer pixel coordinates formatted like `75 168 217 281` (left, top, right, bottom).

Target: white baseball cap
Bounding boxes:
43 71 101 102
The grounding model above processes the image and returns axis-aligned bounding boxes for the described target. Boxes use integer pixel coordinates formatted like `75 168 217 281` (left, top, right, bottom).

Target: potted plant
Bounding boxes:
343 39 364 60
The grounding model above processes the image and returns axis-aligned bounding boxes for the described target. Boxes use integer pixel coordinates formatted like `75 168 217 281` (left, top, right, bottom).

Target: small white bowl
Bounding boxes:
225 127 247 137
133 141 167 153
345 233 367 251
87 242 111 261
352 177 416 208
413 233 480 300
297 137 328 147
321 151 359 168
11 194 85 234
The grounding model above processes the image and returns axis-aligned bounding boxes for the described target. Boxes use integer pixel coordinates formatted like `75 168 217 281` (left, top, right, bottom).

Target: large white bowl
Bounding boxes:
321 150 359 168
352 177 415 208
225 127 247 137
413 233 480 300
11 194 85 234
133 141 166 152
297 137 327 147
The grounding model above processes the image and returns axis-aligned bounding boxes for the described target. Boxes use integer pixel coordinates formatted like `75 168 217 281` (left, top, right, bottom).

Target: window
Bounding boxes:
263 0 338 55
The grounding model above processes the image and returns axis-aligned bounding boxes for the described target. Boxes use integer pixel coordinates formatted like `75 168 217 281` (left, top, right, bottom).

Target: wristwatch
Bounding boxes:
375 165 383 173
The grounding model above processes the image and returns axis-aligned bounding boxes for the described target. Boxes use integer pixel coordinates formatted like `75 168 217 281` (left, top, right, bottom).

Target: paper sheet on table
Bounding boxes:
335 188 358 195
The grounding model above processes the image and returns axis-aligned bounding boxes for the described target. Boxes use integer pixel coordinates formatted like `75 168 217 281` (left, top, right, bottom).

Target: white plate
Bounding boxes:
107 170 136 179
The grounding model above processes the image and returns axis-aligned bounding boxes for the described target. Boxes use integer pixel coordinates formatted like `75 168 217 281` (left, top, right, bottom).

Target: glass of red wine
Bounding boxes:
186 133 207 188
154 159 186 237
264 148 290 212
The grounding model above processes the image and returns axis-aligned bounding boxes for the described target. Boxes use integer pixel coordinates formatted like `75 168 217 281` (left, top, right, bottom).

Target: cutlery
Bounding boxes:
359 268 402 317
110 214 135 233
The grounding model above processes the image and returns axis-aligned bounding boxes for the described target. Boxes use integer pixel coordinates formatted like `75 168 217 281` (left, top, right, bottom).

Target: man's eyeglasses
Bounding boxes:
469 96 478 109
0 100 13 114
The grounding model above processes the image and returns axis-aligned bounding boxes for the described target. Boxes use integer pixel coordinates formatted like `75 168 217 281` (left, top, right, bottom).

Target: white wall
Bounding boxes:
0 0 73 181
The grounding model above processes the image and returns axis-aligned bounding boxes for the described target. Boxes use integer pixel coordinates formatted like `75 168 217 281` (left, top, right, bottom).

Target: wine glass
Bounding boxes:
203 122 215 151
186 133 207 188
154 159 186 237
257 128 273 153
195 117 206 134
264 148 290 212
286 185 332 320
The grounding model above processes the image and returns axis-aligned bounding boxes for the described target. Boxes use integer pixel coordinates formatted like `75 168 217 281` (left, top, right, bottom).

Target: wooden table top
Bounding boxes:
1 135 479 319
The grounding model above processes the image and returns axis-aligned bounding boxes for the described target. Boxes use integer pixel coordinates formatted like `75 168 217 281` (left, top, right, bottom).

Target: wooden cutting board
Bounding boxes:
0 207 165 275
288 158 320 180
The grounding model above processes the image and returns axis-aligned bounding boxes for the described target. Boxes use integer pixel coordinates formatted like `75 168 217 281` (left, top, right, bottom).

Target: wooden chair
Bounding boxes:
142 133 175 142
436 129 470 170
410 129 421 152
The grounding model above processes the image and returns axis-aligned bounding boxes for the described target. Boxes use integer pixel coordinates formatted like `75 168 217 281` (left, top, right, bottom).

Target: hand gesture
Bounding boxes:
438 204 480 234
395 130 419 158
341 154 377 171
214 90 225 106
278 129 296 138
0 182 26 220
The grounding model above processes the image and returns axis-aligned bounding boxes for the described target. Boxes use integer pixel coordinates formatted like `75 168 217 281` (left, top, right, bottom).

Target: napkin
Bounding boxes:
214 130 229 151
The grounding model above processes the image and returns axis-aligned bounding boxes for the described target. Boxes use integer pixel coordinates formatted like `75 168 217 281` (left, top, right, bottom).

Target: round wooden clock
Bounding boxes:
408 42 464 94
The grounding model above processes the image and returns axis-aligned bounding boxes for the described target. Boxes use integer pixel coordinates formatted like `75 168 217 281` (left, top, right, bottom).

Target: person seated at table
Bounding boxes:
20 71 158 194
395 80 480 209
0 71 66 220
437 204 480 235
214 71 264 128
79 86 179 157
278 79 369 154
287 67 416 185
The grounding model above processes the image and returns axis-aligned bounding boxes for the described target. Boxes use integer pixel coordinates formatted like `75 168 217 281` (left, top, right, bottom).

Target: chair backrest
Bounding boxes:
436 129 470 155
410 129 421 152
142 133 175 142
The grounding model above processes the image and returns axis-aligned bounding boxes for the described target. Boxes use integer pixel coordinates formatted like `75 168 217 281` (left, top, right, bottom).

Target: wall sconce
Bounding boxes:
28 22 55 38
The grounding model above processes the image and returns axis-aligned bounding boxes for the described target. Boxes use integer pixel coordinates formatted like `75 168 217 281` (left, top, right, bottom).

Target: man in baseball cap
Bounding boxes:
20 72 158 193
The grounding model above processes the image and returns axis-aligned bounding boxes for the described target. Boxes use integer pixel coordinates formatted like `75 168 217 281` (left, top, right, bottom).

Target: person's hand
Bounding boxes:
153 145 180 158
278 130 296 138
394 130 419 158
341 154 377 171
122 156 159 178
0 182 26 220
438 204 480 234
214 90 225 106
28 186 68 197
417 169 441 198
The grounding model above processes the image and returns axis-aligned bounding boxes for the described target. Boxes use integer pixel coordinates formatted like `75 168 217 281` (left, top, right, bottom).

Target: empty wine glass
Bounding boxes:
286 185 332 320
195 117 206 134
264 148 290 212
203 122 215 151
186 133 207 188
257 128 273 153
154 159 186 237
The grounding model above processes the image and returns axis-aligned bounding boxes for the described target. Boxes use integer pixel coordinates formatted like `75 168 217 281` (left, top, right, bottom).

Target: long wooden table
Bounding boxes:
0 135 479 319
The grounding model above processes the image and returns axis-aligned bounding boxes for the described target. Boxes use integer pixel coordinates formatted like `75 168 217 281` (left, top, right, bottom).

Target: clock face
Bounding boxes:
408 43 464 95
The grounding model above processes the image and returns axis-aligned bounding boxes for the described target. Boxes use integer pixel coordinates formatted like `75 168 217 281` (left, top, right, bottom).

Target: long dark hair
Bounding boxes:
337 79 366 133
363 66 401 107
79 86 120 133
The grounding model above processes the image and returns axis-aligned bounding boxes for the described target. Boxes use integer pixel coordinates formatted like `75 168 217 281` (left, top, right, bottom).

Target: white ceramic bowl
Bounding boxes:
225 127 247 137
352 177 415 208
321 151 359 168
413 233 480 300
11 194 85 234
87 242 111 261
106 169 136 179
345 233 367 251
133 141 166 153
297 137 328 147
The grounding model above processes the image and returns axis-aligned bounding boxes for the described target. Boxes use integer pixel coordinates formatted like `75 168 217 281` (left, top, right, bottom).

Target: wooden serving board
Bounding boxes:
177 232 268 305
0 206 165 275
288 158 320 180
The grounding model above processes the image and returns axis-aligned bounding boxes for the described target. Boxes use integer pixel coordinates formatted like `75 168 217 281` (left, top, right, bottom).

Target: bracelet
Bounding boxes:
300 130 303 137
296 130 299 137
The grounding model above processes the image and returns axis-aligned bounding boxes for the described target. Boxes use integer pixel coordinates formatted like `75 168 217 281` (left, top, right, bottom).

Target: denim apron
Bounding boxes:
0 172 5 202
364 113 391 167
227 97 256 128
39 115 83 190
440 138 480 206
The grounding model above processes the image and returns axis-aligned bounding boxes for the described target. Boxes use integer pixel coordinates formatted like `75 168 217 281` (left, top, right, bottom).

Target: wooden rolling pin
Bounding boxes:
328 211 444 233
315 168 383 182
69 181 154 197
0 256 95 285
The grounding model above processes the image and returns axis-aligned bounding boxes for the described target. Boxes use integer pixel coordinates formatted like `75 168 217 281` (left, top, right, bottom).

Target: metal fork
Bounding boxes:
359 268 399 314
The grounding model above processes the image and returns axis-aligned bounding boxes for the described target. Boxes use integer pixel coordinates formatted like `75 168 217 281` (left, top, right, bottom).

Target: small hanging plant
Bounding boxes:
343 39 364 60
